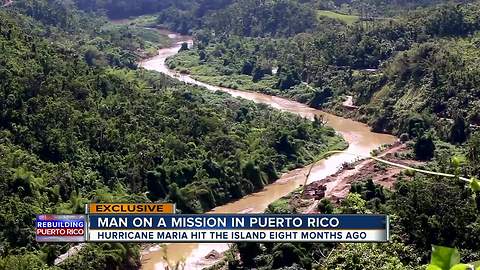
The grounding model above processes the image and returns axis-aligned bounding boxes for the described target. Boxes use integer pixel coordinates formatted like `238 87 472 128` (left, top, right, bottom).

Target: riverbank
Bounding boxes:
164 49 378 130
108 17 175 58
277 142 424 215
139 30 396 270
271 142 427 217
203 142 421 269
302 142 423 207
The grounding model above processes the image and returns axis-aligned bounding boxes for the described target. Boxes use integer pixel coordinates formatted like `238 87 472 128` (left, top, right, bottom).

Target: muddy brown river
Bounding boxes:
139 34 396 270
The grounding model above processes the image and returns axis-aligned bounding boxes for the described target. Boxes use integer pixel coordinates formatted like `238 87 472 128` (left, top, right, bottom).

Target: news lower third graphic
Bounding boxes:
35 204 389 243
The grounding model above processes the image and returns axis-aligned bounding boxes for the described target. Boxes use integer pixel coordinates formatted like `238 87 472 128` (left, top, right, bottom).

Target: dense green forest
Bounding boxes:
229 137 480 269
167 1 480 136
72 0 467 21
149 0 480 269
2 0 480 269
0 1 345 269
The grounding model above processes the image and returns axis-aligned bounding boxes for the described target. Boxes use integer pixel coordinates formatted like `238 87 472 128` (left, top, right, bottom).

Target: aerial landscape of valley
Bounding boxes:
0 0 480 269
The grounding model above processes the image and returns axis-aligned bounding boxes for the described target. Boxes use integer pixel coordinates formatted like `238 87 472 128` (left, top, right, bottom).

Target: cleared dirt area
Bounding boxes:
296 142 423 213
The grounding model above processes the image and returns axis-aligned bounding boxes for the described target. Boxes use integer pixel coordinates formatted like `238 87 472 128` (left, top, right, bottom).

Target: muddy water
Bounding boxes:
139 36 396 270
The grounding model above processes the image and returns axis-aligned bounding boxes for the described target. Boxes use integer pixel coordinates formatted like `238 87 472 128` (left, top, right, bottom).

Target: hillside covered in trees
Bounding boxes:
0 1 345 269
1 0 480 269
166 0 480 137
130 0 480 269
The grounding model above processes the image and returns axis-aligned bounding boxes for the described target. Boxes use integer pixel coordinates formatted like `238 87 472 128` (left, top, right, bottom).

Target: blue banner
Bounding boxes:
88 214 387 230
